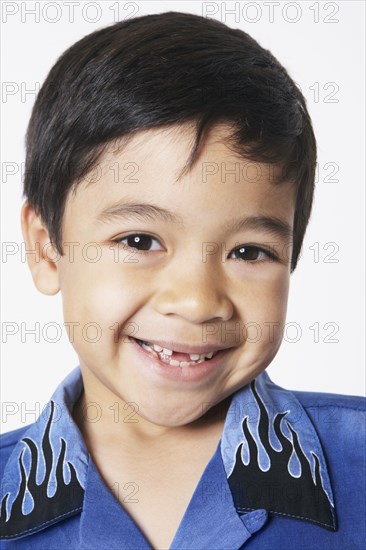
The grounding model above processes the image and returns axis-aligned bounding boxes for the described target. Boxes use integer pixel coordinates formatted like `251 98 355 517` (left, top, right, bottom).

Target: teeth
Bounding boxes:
169 359 202 368
142 342 157 356
152 347 215 361
191 351 215 361
137 339 218 366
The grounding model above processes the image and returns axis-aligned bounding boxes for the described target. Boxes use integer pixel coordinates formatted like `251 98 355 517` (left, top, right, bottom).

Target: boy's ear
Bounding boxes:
20 202 61 296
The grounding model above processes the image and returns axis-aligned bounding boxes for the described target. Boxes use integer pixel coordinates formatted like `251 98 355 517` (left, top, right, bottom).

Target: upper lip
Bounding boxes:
130 336 234 355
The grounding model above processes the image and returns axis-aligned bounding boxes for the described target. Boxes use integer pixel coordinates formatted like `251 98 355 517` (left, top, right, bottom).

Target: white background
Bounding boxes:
1 1 365 432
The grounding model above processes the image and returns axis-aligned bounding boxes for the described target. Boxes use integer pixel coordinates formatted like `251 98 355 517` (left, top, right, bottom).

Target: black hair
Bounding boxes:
23 11 316 272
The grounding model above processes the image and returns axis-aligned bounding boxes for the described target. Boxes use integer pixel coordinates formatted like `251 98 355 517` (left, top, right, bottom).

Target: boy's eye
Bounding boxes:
230 245 273 262
114 233 162 253
113 234 275 262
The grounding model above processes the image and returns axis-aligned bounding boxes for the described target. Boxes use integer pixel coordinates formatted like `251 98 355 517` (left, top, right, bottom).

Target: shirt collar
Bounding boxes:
0 367 337 541
221 371 337 531
0 367 88 540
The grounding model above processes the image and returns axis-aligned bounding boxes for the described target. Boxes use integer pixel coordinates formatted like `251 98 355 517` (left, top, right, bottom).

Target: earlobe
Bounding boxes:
20 202 61 296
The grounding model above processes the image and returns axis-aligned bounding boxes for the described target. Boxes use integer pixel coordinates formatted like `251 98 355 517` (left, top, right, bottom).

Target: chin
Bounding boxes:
138 402 205 428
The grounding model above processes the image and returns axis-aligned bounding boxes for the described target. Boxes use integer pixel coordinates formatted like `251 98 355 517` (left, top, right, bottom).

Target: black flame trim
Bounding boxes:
0 401 84 539
227 380 337 531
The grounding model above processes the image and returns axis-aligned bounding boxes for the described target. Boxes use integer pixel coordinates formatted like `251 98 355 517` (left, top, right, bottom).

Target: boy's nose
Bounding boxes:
151 261 234 324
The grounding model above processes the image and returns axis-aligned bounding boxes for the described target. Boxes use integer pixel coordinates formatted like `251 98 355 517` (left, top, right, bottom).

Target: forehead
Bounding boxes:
64 123 296 232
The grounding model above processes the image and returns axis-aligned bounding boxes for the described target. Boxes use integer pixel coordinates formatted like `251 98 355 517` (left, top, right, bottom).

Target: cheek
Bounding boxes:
263 273 290 319
58 258 148 351
241 272 290 349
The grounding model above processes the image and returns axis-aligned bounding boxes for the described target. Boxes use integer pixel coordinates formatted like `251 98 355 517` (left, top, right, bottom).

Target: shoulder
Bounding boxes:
0 424 33 449
292 388 366 411
291 388 366 428
0 424 32 452
0 424 33 476
290 388 365 462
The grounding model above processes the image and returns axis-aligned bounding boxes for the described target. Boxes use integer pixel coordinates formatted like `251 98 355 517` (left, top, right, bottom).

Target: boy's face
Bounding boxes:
23 123 295 427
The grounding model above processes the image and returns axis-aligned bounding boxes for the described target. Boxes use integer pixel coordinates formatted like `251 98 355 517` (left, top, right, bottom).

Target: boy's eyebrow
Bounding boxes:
97 201 184 225
97 201 293 241
226 215 293 242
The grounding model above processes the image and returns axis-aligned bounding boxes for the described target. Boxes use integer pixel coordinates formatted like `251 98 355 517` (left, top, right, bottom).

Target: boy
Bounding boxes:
0 10 365 550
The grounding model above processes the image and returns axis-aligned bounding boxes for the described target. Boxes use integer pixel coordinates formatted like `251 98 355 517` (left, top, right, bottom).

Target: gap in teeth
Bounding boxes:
137 339 216 366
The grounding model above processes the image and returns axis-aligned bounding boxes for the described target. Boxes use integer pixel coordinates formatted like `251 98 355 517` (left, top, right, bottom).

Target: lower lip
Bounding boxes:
129 337 231 383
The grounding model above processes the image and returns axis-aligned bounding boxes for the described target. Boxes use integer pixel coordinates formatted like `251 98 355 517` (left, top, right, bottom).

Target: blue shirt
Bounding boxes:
0 367 365 549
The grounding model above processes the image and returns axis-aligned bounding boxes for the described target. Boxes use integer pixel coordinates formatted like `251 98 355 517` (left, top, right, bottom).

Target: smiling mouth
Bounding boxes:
133 337 220 367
